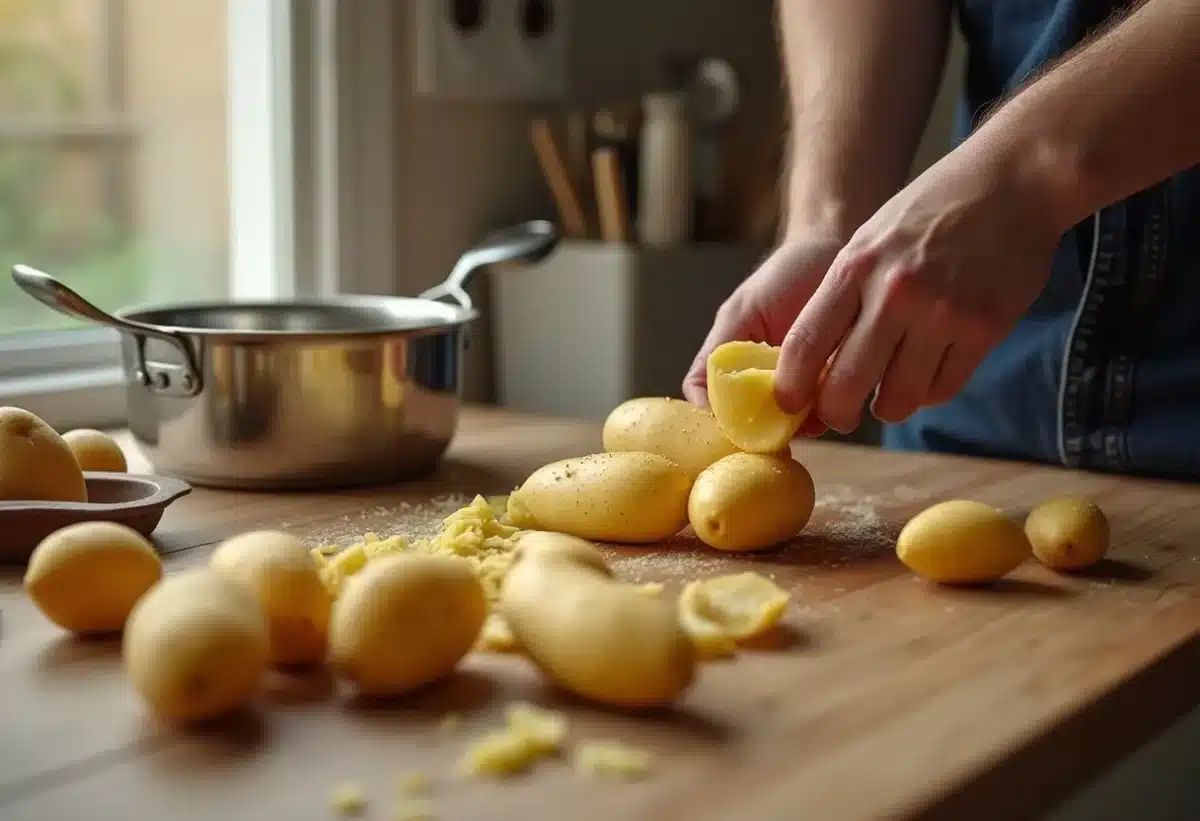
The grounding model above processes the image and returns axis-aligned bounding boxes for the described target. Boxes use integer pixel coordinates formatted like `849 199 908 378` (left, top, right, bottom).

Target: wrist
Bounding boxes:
968 101 1100 236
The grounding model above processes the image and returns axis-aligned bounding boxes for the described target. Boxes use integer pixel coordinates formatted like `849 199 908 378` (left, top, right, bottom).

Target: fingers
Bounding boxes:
927 333 992 405
815 288 907 433
871 322 950 423
774 251 872 415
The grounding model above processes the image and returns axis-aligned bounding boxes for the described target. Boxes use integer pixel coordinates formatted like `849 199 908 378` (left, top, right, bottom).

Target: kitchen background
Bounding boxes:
0 0 965 446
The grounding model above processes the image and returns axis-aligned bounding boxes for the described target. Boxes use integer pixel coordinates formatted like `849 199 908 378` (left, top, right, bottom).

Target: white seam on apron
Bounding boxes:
1056 212 1102 466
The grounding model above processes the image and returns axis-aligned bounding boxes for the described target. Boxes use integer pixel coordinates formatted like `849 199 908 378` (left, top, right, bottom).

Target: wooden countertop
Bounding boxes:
1 405 1197 821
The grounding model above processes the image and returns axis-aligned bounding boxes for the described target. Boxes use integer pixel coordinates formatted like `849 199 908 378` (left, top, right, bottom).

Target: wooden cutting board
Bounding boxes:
0 405 1196 821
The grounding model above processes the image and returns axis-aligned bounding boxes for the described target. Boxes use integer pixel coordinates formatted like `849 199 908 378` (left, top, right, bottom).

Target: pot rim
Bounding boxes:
112 293 479 342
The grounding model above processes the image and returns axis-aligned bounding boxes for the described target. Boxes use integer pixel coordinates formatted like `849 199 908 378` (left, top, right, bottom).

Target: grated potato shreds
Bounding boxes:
311 495 523 604
571 741 654 780
457 702 568 779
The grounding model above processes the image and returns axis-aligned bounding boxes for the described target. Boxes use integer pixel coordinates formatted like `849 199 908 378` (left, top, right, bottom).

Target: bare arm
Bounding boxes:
780 0 954 240
972 0 1200 234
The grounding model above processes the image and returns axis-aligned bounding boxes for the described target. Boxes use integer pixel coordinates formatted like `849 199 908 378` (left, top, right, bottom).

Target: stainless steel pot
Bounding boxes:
11 220 559 490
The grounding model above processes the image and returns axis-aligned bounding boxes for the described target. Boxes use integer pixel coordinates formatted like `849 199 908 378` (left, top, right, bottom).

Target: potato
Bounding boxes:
329 553 486 696
209 530 332 666
0 406 87 502
1025 496 1110 571
688 452 815 551
62 428 127 473
897 499 1031 584
706 341 809 453
508 452 691 544
602 397 740 480
24 521 162 634
123 569 270 723
499 531 696 708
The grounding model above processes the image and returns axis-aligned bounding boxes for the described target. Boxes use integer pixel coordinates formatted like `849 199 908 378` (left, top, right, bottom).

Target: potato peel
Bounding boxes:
678 572 790 657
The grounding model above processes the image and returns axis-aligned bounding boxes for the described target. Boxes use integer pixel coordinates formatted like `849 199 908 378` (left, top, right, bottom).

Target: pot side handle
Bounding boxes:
11 264 203 398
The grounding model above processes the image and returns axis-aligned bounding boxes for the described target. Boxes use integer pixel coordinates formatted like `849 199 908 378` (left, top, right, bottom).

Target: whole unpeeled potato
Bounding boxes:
688 452 815 551
508 452 691 544
897 499 1031 584
329 553 486 696
1025 496 1110 570
706 342 809 454
0 406 87 502
24 521 162 634
123 569 270 723
209 530 332 666
602 397 740 480
500 531 696 708
62 429 127 473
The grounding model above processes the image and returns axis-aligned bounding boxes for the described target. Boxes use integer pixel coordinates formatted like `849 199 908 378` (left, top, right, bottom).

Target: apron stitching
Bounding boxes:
1057 212 1101 466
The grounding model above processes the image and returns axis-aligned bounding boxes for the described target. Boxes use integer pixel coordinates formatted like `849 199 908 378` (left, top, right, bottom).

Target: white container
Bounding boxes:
490 240 761 421
638 91 693 247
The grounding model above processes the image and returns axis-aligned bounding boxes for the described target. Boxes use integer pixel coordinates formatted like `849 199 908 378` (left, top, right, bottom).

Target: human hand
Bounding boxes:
682 236 845 437
773 146 1065 433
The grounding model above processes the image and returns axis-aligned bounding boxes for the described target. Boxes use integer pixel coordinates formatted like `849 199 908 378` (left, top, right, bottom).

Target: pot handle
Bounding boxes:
419 219 559 312
11 264 203 398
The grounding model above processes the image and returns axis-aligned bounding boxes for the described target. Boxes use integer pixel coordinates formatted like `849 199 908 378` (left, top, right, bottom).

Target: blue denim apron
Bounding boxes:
882 0 1200 480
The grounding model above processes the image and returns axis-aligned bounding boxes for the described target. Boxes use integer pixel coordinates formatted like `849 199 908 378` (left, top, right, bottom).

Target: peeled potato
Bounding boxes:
0 406 87 502
508 452 691 544
678 572 790 657
24 521 162 634
62 428 127 473
602 397 740 480
500 531 696 708
329 553 486 696
209 530 332 666
1025 496 1110 571
688 452 815 551
897 499 1031 584
123 569 270 723
706 341 808 453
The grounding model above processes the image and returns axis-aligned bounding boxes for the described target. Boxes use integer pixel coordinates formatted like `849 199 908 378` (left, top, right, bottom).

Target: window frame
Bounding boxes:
0 0 397 430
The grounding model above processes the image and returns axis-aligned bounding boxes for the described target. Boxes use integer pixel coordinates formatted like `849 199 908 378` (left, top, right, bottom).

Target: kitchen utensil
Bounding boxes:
530 118 589 238
592 147 630 243
11 220 559 491
592 106 640 224
684 57 740 239
0 472 191 564
638 91 693 247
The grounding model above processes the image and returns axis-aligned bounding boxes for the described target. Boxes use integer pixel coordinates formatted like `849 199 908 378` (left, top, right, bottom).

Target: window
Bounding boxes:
0 0 397 430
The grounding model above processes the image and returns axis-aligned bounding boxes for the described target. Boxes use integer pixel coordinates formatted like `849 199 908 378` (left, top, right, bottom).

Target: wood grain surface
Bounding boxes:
0 405 1196 821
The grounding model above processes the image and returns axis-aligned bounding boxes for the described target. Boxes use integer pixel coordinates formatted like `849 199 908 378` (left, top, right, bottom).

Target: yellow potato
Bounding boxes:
209 530 332 666
0 406 87 502
499 531 696 709
123 569 269 723
678 572 790 657
62 428 127 473
329 553 486 696
1025 496 1110 571
602 397 740 480
897 499 1031 584
706 341 808 453
508 452 690 544
688 452 815 551
24 521 162 634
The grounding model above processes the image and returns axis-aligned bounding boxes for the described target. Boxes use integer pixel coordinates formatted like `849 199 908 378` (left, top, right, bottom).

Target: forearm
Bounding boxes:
969 0 1200 233
779 0 952 239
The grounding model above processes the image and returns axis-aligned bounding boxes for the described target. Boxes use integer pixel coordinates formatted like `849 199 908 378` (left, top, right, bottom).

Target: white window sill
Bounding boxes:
0 367 128 431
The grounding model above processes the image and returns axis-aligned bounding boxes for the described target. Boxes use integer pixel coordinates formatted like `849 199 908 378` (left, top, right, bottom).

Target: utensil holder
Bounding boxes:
490 239 763 421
